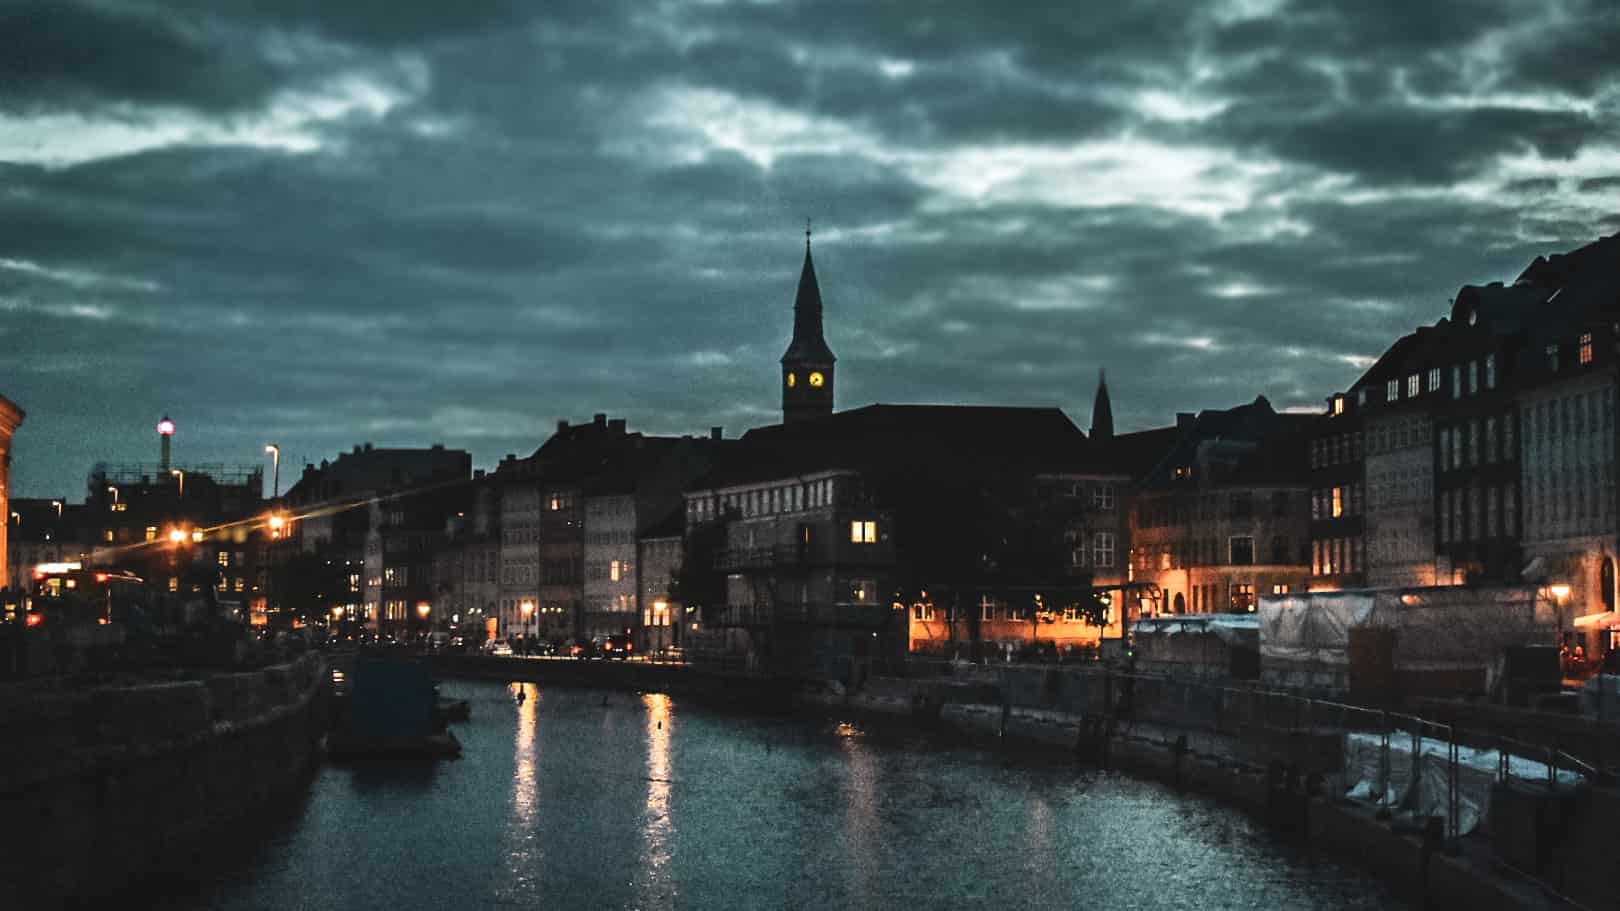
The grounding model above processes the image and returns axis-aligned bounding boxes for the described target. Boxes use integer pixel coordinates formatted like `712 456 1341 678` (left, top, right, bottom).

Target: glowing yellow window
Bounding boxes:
1331 487 1344 518
144 526 157 542
850 520 877 543
786 372 797 388
610 560 621 582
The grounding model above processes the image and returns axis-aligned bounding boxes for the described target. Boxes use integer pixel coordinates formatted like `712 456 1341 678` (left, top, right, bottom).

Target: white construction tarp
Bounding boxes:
1342 732 1581 836
1258 592 1372 666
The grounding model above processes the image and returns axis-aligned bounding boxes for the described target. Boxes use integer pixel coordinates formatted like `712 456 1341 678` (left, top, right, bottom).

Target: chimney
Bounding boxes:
710 426 723 441
474 469 485 479
432 442 444 451
608 418 626 434
353 445 362 454
593 413 607 427
1176 412 1196 429
364 442 373 452
557 419 569 433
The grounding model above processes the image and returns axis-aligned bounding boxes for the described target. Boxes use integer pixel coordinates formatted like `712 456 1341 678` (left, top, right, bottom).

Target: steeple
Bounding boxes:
1090 369 1114 441
781 224 836 424
782 226 836 364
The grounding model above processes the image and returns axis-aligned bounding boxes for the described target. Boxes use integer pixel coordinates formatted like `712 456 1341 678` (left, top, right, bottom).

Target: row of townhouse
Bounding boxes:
1309 233 1620 657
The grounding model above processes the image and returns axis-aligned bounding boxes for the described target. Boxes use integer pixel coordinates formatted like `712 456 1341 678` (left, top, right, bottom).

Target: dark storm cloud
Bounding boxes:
5 0 1619 496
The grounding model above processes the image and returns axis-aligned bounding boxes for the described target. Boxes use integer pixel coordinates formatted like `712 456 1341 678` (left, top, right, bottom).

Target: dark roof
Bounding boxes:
780 242 836 364
1096 426 1178 478
694 403 1101 488
1117 396 1314 488
285 445 471 503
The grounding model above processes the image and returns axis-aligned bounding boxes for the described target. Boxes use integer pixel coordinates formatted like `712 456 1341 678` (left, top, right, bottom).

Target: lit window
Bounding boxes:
1407 374 1420 397
217 551 229 566
1332 395 1345 415
168 577 178 592
1427 368 1440 392
1580 333 1593 365
145 526 157 542
610 560 621 582
850 520 878 544
235 577 245 592
104 529 114 543
1386 378 1399 401
1331 487 1344 518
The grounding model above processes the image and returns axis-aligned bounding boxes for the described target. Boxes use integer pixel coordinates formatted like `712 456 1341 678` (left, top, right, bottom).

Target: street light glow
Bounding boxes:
167 528 187 543
1550 584 1572 600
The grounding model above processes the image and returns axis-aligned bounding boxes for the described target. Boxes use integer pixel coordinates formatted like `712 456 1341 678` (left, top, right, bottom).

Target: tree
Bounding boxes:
672 515 729 625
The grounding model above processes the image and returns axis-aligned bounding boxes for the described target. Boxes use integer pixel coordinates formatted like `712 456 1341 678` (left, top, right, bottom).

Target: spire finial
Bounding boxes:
806 217 813 247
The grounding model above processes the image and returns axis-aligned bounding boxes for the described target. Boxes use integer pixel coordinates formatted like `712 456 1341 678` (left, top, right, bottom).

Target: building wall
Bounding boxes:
582 494 637 641
1363 410 1436 587
1132 484 1311 615
637 535 682 651
0 396 20 589
537 487 582 641
1519 372 1617 630
498 483 540 638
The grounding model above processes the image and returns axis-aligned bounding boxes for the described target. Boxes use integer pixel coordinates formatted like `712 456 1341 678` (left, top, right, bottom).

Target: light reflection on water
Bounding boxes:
150 681 1409 911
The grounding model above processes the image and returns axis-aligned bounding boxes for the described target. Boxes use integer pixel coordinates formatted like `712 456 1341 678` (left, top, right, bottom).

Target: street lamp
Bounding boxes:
264 444 280 498
520 600 535 646
167 527 187 544
51 500 62 519
171 468 184 498
106 485 119 506
268 513 286 539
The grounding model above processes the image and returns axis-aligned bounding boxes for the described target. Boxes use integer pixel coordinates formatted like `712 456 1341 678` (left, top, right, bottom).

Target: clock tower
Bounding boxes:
781 226 836 424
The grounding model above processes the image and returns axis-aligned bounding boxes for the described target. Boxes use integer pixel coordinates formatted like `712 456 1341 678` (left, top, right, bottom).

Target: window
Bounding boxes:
234 577 245 592
1229 492 1252 518
980 596 997 622
610 560 621 582
1485 417 1497 464
1229 536 1254 565
1580 333 1593 365
1427 367 1441 392
1386 378 1399 402
1093 532 1115 568
1231 583 1255 612
1331 486 1344 518
1485 353 1496 388
217 551 229 566
850 520 878 544
850 580 877 603
1468 361 1479 396
169 577 178 592
1547 343 1560 372
1408 374 1420 397
1332 395 1345 415
1092 485 1114 510
1452 365 1462 399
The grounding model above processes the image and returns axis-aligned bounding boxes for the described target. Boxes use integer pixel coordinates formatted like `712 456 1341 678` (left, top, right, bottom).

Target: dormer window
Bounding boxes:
1331 395 1345 416
1386 378 1399 402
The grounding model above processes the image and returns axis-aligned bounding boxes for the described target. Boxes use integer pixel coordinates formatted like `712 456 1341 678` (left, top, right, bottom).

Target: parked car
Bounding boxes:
483 638 513 657
603 634 635 660
568 639 600 660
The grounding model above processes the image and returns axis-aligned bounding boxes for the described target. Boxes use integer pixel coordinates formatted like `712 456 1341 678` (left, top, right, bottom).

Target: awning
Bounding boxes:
1573 611 1620 630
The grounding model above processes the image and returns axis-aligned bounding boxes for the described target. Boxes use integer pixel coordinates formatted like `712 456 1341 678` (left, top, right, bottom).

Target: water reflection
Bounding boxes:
636 693 675 909
500 682 540 903
839 720 878 908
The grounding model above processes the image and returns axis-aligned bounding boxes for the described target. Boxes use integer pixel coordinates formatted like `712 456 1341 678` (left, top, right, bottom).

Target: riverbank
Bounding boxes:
428 656 1604 909
0 652 328 908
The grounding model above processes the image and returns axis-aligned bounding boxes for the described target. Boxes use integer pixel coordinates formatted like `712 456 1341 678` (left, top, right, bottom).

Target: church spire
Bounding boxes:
1090 368 1114 440
781 225 836 424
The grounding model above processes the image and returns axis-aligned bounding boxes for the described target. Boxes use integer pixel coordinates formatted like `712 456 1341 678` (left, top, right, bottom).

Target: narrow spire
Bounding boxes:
1090 368 1114 441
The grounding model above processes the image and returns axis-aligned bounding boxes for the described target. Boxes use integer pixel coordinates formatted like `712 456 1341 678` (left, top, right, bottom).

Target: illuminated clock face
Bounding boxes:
786 372 796 388
809 371 825 387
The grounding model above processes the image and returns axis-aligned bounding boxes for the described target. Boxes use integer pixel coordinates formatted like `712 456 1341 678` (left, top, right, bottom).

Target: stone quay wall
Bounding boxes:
0 653 327 907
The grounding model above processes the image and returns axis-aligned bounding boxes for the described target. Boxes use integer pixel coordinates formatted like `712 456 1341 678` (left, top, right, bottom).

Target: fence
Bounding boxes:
1093 670 1599 843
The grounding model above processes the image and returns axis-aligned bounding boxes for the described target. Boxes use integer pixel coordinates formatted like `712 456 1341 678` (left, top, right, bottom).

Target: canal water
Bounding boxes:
153 680 1408 910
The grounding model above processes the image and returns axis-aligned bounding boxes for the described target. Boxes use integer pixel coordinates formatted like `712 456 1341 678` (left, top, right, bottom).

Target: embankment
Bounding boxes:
0 653 327 908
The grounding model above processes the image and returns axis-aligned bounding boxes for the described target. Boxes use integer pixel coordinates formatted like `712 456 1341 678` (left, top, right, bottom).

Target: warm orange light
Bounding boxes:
168 528 187 543
786 372 796 388
520 600 535 618
191 530 203 543
25 613 43 628
331 607 344 620
1550 584 1572 600
808 371 825 387
97 617 109 625
416 602 432 619
95 573 108 583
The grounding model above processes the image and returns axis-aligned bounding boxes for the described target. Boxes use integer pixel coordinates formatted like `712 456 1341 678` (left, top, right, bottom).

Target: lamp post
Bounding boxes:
171 468 184 498
520 600 535 654
106 485 119 506
51 500 62 519
264 444 280 498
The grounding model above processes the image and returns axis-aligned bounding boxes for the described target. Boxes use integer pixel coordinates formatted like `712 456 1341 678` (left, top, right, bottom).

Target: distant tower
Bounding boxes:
781 224 836 424
1090 370 1113 441
157 415 175 472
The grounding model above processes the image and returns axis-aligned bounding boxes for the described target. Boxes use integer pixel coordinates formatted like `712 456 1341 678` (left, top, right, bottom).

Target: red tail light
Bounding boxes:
626 642 633 651
25 613 43 627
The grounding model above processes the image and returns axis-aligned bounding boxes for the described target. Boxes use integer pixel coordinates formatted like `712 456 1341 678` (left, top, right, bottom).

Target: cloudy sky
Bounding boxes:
5 0 1619 497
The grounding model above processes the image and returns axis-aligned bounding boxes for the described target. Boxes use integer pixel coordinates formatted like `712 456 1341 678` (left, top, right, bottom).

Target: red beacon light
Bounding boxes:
157 418 175 436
